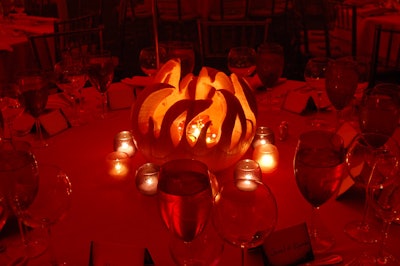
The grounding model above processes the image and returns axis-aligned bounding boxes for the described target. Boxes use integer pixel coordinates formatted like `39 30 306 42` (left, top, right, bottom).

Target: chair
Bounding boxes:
25 0 68 19
326 0 358 58
369 25 400 88
29 27 104 71
53 13 101 33
208 0 248 20
197 18 270 70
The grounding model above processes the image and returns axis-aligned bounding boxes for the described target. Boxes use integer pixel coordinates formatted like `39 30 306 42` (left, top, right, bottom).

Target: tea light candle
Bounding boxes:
236 179 258 191
106 152 132 180
253 143 279 174
114 131 136 157
135 163 160 196
252 126 275 148
234 159 262 191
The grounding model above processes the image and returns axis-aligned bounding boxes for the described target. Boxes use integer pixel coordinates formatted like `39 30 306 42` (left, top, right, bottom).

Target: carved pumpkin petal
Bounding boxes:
153 58 181 88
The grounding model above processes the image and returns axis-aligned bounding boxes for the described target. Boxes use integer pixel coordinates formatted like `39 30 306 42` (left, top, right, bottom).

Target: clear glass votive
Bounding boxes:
114 131 136 157
252 126 275 148
106 151 132 181
135 163 160 196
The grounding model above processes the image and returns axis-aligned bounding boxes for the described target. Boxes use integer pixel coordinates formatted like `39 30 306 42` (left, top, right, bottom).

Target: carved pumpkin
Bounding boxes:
131 59 257 172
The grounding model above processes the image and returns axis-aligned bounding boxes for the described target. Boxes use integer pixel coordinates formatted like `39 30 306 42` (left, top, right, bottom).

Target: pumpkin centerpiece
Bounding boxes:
131 59 257 172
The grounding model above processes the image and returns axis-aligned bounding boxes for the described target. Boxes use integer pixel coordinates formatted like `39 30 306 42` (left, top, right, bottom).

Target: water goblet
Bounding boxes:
345 132 400 244
227 46 256 77
11 163 72 265
0 82 24 142
304 57 332 128
212 159 277 266
294 130 345 254
164 41 195 78
17 70 50 148
359 83 400 138
139 46 167 77
157 159 216 265
255 42 284 89
86 51 116 119
325 58 359 128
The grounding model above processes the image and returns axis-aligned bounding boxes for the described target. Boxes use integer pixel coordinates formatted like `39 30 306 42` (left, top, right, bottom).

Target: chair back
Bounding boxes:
209 0 249 20
369 25 400 88
156 0 198 21
54 13 101 33
29 27 104 71
25 0 68 19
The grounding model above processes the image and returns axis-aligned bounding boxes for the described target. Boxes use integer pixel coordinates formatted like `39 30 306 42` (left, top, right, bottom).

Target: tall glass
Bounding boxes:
0 82 24 142
139 46 167 77
86 51 115 119
255 42 284 89
157 159 218 265
17 71 50 148
294 130 345 254
227 46 256 77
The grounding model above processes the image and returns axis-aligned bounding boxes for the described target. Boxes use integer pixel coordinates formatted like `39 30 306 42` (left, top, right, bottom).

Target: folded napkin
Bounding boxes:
282 87 330 115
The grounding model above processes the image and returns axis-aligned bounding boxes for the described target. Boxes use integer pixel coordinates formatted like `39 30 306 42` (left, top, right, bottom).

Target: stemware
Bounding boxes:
255 42 284 89
212 159 277 266
294 130 345 254
86 51 115 119
157 159 219 265
325 58 359 128
345 132 400 244
138 46 167 77
359 83 400 138
304 57 332 128
227 46 257 77
17 70 50 148
54 54 88 126
0 82 24 142
11 164 72 265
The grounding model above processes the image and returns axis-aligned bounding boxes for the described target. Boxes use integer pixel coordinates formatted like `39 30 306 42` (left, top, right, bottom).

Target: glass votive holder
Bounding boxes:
252 126 275 148
135 163 160 196
234 159 262 191
106 151 132 181
252 143 279 174
114 131 136 157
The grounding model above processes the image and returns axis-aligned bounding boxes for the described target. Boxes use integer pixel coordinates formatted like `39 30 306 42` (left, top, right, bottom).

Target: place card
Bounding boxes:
263 223 314 265
283 90 317 114
39 109 70 136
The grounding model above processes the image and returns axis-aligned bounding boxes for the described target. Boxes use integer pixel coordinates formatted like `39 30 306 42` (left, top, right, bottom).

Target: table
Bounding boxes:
1 80 400 265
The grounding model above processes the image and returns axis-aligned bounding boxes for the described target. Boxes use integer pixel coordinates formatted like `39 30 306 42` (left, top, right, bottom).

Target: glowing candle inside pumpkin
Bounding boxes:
186 115 218 145
106 152 131 180
253 143 279 174
114 131 136 157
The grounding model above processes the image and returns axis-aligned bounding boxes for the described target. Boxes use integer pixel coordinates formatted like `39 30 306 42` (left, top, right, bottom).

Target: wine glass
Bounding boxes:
0 145 49 259
17 70 50 148
54 54 88 126
255 42 284 89
86 51 115 119
325 58 359 128
139 46 167 77
345 132 400 244
294 130 345 254
164 41 195 78
304 57 332 128
11 163 72 265
359 83 400 138
227 46 256 77
367 168 400 265
12 0 25 14
212 159 277 266
157 159 217 265
0 82 24 142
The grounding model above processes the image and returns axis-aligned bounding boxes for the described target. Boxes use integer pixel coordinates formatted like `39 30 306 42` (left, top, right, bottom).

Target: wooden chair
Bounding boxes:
25 0 68 19
369 25 400 88
326 0 358 58
29 27 104 71
54 13 101 33
197 18 270 71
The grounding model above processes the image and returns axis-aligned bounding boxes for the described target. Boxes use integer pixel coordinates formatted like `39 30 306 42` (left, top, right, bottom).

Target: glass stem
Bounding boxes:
377 221 391 264
101 92 107 118
310 206 321 240
360 186 372 230
35 118 43 142
241 246 247 266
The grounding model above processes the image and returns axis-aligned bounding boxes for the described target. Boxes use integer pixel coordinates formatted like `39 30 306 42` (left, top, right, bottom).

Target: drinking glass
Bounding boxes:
212 159 277 266
17 71 50 148
227 46 256 77
304 57 332 128
294 130 345 254
12 0 25 14
367 171 400 265
54 55 88 126
164 41 195 78
359 83 400 138
11 164 72 265
255 42 284 89
157 159 216 265
345 132 400 244
0 82 24 142
325 58 359 128
86 51 115 119
139 46 167 77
